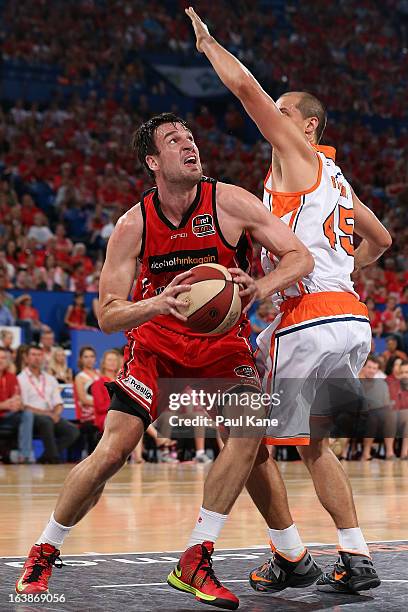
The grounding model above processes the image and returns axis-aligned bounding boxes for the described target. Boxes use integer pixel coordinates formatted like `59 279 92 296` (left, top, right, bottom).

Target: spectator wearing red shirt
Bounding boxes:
382 336 408 363
74 346 100 455
54 223 73 267
0 347 33 462
15 294 50 343
92 350 122 432
381 297 407 337
395 361 408 459
383 257 398 291
366 297 383 337
64 292 89 330
386 356 403 407
20 195 41 228
71 243 94 276
69 262 88 293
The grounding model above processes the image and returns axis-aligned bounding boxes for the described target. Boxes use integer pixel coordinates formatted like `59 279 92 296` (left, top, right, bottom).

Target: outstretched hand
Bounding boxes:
185 7 212 53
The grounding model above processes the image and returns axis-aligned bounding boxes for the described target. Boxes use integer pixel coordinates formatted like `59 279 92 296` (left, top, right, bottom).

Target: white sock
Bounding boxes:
188 507 228 547
195 449 205 457
268 524 305 560
338 528 370 556
36 513 73 549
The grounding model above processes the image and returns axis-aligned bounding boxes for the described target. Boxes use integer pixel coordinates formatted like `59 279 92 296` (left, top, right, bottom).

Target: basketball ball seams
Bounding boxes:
187 280 233 333
175 263 242 334
210 283 241 334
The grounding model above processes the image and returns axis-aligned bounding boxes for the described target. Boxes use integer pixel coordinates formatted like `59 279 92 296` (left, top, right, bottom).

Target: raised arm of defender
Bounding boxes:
98 205 193 333
186 7 317 190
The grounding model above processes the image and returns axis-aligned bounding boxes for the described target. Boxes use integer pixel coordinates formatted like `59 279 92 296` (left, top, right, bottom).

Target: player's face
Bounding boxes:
150 123 202 186
276 94 308 135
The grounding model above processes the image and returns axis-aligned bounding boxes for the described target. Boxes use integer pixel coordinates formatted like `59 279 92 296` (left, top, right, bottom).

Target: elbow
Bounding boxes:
98 311 112 334
303 250 315 276
380 231 392 251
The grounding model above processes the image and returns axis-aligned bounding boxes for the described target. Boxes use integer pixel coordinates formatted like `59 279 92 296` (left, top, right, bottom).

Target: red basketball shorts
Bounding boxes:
114 321 260 424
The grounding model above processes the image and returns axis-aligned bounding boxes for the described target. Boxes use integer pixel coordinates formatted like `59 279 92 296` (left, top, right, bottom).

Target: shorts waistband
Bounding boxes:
279 291 368 327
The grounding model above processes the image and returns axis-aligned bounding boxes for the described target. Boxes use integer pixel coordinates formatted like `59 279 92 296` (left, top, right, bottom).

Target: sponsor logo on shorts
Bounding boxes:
192 214 216 237
121 376 153 404
234 365 257 379
148 248 218 274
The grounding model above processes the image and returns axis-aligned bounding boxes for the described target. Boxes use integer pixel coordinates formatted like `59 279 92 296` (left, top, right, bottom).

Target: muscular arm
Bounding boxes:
217 183 314 299
186 8 317 191
352 190 392 270
98 204 192 334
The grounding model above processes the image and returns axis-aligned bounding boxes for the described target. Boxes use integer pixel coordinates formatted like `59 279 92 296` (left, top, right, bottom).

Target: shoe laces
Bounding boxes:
258 557 277 578
329 558 346 578
25 545 63 584
196 546 222 588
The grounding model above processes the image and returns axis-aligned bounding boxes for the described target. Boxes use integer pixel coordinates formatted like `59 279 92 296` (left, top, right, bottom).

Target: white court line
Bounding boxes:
93 579 248 589
2 539 408 560
92 579 408 589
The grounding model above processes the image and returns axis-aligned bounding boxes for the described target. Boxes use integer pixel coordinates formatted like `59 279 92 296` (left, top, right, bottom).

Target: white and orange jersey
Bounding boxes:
262 145 358 304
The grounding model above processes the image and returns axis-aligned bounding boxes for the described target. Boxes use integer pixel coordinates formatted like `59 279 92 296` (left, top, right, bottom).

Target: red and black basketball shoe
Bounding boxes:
15 544 63 594
167 541 239 610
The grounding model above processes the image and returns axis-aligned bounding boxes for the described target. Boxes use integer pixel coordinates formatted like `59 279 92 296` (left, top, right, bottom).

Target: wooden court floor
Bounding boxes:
2 460 407 556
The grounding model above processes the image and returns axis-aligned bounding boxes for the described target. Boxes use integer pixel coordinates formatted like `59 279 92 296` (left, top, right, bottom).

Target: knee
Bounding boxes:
252 443 270 467
227 436 261 462
297 438 329 465
37 416 53 432
91 446 129 480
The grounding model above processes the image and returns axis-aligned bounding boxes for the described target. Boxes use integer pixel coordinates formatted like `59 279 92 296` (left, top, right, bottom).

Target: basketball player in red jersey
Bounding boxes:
16 112 313 609
187 7 390 595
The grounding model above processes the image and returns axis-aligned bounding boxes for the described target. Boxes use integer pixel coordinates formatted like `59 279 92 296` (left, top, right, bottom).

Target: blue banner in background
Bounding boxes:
10 290 97 340
69 329 126 372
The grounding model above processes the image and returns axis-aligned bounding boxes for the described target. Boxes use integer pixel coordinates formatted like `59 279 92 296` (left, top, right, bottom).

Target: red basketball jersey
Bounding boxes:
133 177 253 335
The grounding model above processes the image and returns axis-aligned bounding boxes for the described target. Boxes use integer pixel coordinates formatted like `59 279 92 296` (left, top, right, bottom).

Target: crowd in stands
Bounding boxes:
0 0 407 462
0 339 217 464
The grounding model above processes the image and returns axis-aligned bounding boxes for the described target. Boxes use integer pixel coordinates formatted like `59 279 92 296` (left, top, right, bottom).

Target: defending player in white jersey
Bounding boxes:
187 7 391 594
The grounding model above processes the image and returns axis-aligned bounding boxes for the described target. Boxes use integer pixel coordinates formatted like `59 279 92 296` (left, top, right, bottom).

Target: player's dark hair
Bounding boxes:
298 93 327 143
131 112 190 179
401 360 408 367
283 92 327 144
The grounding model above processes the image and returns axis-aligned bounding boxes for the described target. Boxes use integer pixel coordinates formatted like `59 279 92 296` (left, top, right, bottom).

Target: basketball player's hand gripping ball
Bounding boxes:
228 268 260 313
185 7 212 53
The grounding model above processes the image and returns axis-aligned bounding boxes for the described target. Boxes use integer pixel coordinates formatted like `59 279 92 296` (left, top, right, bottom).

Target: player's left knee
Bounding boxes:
297 438 329 463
